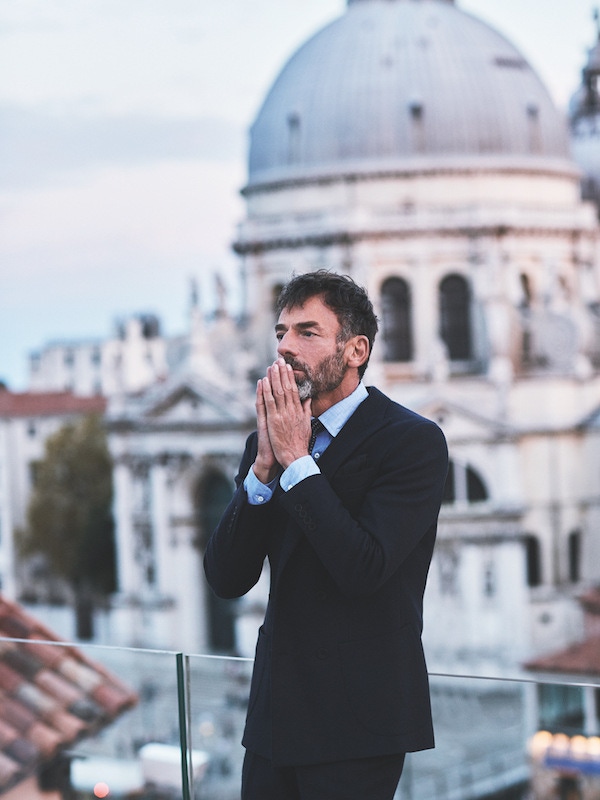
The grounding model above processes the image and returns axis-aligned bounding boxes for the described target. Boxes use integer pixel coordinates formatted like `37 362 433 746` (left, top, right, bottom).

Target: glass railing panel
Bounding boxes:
4 634 600 800
185 653 253 799
183 659 600 800
69 643 187 800
0 637 185 800
398 673 531 800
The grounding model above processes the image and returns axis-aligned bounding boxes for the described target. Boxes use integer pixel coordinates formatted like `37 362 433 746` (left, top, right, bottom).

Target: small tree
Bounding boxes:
18 413 116 638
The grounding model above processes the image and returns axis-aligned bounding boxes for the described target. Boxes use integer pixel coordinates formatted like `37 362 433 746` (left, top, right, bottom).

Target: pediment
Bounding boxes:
415 397 512 442
138 375 253 425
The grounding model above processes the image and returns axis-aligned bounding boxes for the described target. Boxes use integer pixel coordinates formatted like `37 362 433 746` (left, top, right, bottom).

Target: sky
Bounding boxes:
1 0 598 390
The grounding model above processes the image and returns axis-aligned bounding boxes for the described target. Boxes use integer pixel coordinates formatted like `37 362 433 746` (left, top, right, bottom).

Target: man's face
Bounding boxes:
275 295 348 402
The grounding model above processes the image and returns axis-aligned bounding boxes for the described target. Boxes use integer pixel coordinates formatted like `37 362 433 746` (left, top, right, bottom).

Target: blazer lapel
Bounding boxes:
273 388 392 577
317 387 390 477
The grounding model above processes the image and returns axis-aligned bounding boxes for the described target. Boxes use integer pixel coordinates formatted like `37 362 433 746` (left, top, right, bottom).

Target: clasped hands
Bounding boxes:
252 358 312 484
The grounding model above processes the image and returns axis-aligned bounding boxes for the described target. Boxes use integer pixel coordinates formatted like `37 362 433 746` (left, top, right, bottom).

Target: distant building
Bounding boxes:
231 0 600 675
0 390 105 602
28 313 167 398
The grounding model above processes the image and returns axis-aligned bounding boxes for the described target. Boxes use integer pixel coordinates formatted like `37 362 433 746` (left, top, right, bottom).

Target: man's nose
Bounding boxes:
276 333 294 358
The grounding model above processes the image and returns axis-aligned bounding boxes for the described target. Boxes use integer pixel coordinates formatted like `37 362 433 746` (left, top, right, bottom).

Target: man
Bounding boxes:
204 271 448 800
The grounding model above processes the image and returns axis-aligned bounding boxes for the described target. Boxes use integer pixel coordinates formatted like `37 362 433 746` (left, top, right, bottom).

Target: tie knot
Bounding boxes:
308 418 325 454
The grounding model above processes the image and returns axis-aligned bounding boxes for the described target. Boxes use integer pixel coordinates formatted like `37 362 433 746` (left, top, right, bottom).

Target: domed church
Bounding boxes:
234 0 600 673
102 0 600 674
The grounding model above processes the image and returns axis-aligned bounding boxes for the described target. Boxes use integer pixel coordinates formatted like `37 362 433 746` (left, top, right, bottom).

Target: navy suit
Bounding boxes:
204 386 448 768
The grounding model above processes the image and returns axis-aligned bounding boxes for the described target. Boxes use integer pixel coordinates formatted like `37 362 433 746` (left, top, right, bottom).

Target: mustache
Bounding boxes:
283 357 308 374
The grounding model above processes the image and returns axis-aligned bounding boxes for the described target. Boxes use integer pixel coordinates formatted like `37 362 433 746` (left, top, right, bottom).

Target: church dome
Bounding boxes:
247 0 570 189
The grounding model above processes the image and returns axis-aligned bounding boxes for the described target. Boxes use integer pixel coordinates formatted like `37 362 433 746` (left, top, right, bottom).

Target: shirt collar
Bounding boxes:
317 382 368 438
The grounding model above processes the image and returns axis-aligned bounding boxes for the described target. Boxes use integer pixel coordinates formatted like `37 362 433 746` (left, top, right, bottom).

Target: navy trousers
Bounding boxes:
241 750 406 800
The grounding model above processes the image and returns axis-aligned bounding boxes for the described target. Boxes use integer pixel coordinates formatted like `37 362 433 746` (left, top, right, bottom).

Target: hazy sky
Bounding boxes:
1 0 597 389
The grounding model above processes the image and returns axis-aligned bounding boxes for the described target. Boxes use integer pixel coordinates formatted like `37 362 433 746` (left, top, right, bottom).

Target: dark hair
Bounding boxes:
275 270 379 378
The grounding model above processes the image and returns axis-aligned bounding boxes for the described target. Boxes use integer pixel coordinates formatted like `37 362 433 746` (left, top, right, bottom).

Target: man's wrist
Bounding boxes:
277 446 309 471
252 461 279 484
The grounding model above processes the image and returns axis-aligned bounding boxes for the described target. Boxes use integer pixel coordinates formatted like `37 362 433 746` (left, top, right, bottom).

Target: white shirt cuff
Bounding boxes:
244 466 277 505
280 455 321 492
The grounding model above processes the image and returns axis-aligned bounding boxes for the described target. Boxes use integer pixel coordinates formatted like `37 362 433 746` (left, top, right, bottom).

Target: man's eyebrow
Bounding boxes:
275 320 321 332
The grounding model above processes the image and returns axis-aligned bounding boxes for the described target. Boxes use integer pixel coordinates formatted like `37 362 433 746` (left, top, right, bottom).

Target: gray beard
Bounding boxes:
290 345 347 401
296 378 313 401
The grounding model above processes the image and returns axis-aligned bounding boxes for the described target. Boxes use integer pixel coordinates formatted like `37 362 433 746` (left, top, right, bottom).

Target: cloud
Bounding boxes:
0 103 244 188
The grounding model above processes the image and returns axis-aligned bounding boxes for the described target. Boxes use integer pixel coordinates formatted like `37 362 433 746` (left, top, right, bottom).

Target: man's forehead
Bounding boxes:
277 295 336 323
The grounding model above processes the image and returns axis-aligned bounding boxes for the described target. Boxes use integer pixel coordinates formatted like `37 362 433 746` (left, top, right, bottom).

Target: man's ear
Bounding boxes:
345 335 370 370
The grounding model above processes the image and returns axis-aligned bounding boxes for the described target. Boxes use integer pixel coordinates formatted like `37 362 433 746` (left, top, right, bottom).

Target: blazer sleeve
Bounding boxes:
203 433 279 599
278 417 448 598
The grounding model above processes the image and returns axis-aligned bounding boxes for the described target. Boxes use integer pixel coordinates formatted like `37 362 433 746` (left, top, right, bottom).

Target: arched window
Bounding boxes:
568 530 581 583
466 466 487 502
381 277 413 362
442 459 488 505
439 274 472 360
524 535 542 587
442 460 456 504
199 472 236 653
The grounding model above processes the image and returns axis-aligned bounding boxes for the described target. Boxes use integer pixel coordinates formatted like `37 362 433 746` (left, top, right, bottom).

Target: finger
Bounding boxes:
285 362 300 399
268 362 286 401
261 376 276 409
277 358 293 391
256 380 267 418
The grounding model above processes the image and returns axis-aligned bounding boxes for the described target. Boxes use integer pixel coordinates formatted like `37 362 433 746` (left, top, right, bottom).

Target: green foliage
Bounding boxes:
18 413 116 595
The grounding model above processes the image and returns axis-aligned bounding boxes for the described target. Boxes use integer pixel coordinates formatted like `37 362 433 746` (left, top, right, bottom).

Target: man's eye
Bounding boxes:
302 331 315 337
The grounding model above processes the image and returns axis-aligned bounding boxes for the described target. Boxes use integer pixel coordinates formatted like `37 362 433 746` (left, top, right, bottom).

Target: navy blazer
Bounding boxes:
204 386 448 766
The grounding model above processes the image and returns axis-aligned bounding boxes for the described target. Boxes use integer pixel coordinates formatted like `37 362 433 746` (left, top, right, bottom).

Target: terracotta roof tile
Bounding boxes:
0 694 37 732
0 663 22 694
0 721 18 748
26 722 64 758
0 391 106 418
42 708 87 740
0 594 137 794
58 657 102 692
524 635 600 676
0 615 30 639
16 683 60 717
22 641 68 669
5 738 39 767
4 648 42 681
91 683 134 717
580 586 600 615
35 669 83 707
0 753 20 786
69 697 103 724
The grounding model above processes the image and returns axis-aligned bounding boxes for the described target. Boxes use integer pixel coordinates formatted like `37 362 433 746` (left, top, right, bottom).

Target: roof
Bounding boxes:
580 586 600 616
0 391 106 419
248 0 570 189
524 636 600 678
0 595 137 794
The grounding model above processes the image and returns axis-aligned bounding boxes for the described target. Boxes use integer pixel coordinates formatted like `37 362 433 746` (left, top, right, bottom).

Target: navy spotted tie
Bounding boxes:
308 418 325 454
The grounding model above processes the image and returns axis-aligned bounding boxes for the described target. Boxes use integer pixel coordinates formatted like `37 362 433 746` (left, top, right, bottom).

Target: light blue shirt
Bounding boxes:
244 382 368 505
